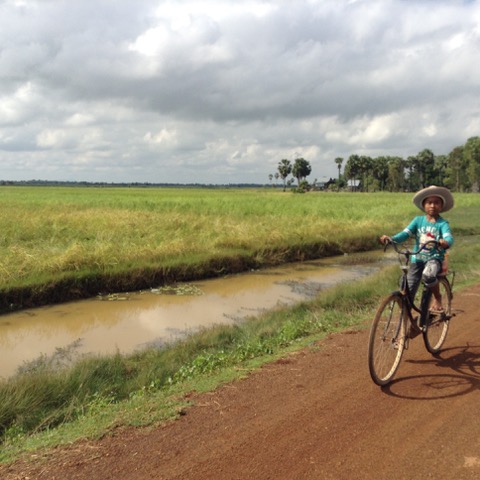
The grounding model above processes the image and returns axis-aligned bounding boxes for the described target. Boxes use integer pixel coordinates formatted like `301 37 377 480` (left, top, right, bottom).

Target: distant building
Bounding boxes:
347 179 361 191
313 177 335 191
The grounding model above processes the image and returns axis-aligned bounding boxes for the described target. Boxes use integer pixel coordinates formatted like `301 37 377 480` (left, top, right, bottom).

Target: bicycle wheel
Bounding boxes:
368 293 406 386
423 277 452 354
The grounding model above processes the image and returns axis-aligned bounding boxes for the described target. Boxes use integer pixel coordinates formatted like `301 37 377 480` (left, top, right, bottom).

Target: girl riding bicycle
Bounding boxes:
379 185 454 313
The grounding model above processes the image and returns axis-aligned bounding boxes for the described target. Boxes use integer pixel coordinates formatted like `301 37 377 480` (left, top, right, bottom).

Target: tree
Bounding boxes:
292 157 312 185
371 156 390 191
445 145 468 192
344 154 361 191
359 155 373 192
405 156 418 191
387 157 405 192
434 154 448 186
277 159 292 192
465 136 480 192
415 149 436 187
334 157 343 191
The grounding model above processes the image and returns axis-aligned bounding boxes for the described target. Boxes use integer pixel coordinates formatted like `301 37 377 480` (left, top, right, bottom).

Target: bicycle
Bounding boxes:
368 239 455 386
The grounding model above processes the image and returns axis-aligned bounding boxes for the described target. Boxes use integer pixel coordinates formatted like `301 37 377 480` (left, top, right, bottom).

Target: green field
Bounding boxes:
1 186 479 311
1 187 480 461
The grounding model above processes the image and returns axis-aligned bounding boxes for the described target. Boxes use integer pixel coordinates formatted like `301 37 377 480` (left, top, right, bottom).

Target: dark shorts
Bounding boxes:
407 259 442 297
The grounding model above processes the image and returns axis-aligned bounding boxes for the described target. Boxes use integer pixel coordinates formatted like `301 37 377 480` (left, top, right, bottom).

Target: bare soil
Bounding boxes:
2 285 480 480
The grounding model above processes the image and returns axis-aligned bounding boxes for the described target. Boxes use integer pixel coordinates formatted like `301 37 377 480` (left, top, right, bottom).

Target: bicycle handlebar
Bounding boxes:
382 238 444 256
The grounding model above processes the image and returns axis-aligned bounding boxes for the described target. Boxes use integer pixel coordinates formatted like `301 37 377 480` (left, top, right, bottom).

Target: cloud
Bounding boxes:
0 0 479 183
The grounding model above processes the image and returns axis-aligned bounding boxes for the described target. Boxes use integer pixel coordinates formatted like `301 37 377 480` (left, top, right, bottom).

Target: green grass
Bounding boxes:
0 187 478 296
1 187 480 463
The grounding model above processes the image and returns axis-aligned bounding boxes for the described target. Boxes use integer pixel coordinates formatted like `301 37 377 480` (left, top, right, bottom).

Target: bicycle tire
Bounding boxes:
423 277 451 354
368 293 406 386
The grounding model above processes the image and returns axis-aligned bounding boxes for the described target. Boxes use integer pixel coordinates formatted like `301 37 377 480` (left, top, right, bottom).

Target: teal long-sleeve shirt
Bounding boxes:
392 215 453 263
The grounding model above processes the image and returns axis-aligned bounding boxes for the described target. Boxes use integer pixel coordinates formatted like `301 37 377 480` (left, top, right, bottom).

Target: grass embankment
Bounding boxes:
1 188 480 462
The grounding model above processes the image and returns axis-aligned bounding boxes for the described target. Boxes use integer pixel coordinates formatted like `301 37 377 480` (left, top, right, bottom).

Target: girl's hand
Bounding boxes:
438 239 450 249
379 235 392 245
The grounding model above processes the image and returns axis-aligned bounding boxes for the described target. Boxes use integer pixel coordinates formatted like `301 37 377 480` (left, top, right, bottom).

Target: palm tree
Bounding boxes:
277 159 292 192
334 157 343 191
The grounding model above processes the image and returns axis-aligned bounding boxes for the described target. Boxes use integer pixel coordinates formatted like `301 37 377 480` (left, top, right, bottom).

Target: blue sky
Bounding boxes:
1 0 479 184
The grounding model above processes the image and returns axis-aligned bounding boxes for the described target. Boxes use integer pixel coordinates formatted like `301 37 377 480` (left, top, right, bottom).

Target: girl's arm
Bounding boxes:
440 220 454 248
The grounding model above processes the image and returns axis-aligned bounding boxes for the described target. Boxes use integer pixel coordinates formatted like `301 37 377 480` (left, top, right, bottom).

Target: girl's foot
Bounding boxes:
429 304 444 313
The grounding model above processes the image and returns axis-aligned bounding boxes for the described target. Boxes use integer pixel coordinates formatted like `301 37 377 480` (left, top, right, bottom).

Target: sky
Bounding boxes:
1 0 479 185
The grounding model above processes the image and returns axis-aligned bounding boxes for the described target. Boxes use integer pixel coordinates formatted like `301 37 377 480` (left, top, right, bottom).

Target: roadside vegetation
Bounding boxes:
1 187 480 463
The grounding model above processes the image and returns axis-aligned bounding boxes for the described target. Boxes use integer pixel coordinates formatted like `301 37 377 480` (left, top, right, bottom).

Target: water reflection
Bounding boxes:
0 254 383 378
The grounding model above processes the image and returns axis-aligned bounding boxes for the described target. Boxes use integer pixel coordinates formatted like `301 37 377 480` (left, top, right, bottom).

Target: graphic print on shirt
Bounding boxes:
419 230 437 250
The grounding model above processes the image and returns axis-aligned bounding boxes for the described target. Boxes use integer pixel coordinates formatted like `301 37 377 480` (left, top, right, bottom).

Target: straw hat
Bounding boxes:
413 185 454 212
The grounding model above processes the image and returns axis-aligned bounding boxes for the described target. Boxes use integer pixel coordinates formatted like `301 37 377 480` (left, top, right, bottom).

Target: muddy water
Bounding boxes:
0 253 385 379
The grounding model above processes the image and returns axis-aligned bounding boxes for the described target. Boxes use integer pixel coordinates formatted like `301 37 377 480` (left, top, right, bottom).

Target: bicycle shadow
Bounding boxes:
380 343 480 400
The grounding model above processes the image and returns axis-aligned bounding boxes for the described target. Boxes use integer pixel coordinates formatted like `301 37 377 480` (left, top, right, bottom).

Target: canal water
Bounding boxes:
0 252 386 379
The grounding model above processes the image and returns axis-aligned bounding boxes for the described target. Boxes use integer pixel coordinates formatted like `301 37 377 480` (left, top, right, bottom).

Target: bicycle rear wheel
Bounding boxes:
368 293 406 386
423 277 452 354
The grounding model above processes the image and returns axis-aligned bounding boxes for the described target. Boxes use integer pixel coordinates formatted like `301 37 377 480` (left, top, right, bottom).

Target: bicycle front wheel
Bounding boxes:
423 277 452 354
368 293 406 386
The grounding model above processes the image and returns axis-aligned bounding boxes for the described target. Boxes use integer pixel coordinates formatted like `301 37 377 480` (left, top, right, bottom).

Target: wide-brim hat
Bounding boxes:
413 185 454 212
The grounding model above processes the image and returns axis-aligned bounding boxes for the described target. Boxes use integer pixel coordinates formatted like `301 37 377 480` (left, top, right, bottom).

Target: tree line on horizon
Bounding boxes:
273 136 480 193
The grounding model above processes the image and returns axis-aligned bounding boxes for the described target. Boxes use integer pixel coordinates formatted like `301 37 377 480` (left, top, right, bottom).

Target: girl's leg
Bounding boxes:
407 262 423 300
423 260 443 310
430 284 443 311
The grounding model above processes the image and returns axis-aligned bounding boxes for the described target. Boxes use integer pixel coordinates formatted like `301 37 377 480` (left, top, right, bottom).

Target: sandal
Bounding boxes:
429 307 445 314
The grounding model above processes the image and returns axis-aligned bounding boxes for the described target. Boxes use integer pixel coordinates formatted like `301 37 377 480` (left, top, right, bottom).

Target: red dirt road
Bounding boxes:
2 285 480 480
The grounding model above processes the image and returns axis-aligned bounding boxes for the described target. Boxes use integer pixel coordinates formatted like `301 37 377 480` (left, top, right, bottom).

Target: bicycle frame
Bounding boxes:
387 240 452 338
392 245 424 335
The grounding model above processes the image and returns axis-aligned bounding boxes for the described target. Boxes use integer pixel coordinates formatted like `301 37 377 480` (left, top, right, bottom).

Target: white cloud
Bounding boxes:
144 128 178 148
36 129 66 148
0 0 479 183
65 113 96 127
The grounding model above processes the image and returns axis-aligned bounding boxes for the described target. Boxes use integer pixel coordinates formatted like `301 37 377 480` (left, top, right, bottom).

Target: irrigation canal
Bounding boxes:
0 251 389 378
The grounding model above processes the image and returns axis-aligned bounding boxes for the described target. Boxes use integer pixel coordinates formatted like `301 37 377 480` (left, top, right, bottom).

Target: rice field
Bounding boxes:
0 186 479 305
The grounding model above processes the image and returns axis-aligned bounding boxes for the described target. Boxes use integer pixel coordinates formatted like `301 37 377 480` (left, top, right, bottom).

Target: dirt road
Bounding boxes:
2 285 480 480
